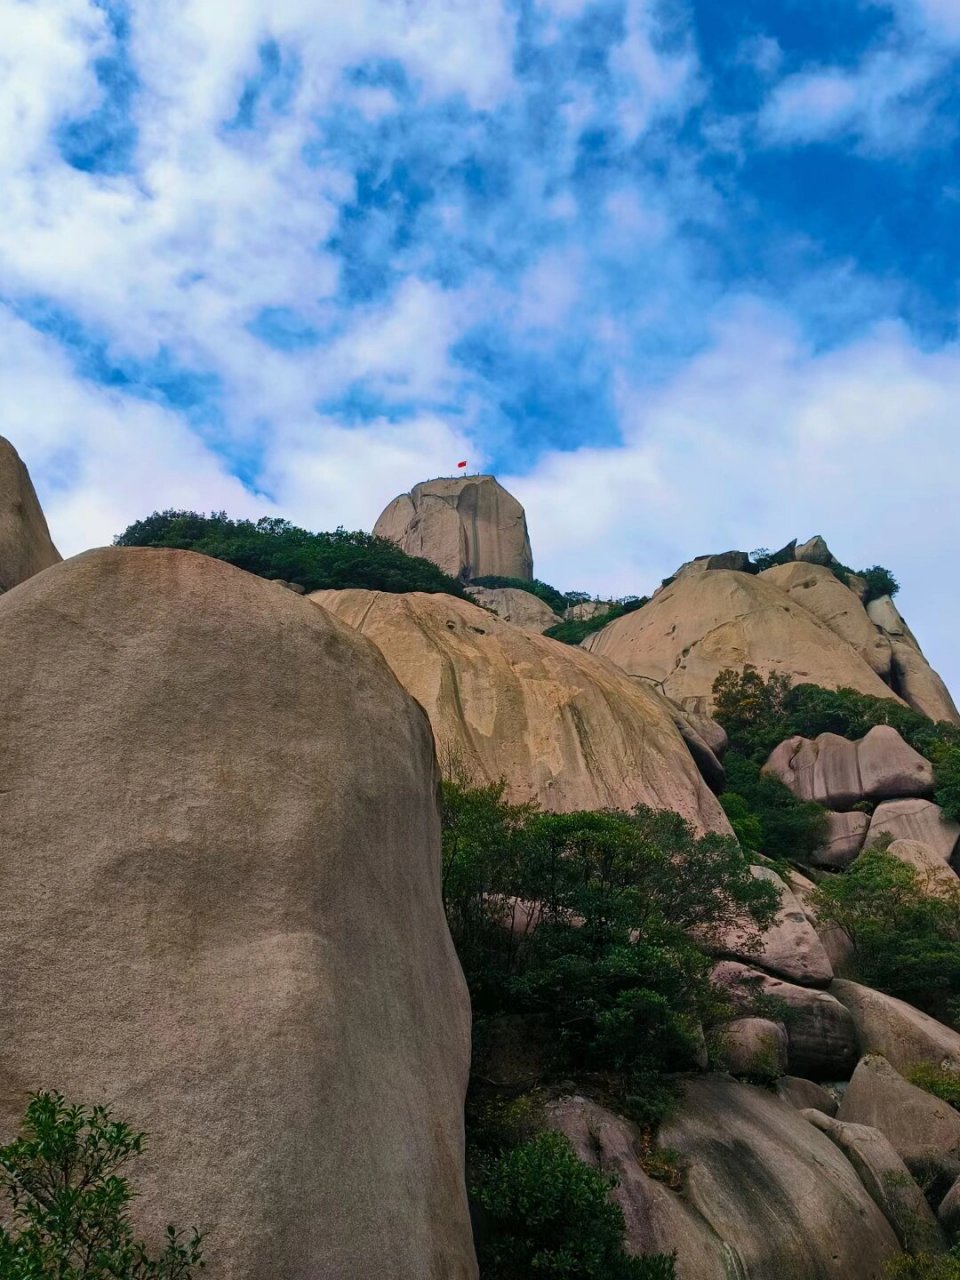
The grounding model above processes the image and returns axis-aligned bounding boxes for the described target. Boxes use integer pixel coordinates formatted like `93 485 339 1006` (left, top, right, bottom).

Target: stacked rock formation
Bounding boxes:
0 436 61 590
374 475 533 582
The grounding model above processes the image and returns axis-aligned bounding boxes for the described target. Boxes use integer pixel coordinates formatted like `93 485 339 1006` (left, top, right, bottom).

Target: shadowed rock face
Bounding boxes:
374 475 533 582
0 548 476 1280
309 588 733 834
0 436 61 591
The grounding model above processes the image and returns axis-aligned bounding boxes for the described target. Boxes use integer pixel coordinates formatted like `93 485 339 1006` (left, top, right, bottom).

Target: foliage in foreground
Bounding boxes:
813 848 960 1021
886 1248 960 1280
473 1131 675 1280
0 1092 204 1280
115 509 469 598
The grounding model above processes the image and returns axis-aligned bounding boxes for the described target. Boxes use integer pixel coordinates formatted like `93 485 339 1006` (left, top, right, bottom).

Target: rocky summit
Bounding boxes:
5 441 960 1280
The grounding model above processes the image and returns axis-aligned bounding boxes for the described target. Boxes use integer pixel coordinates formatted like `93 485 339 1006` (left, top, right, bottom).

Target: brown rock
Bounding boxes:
374 475 533 581
720 1017 789 1079
838 1055 960 1189
776 1077 838 1116
464 585 559 633
763 726 933 810
713 961 857 1079
0 436 61 591
565 599 612 622
760 561 893 678
659 1076 900 1278
310 589 731 833
547 1097 729 1280
812 811 871 869
675 550 753 577
0 548 476 1280
868 800 960 864
831 981 960 1074
938 1175 960 1239
716 865 834 988
803 1110 945 1254
886 839 960 896
867 596 960 725
795 535 835 566
583 570 903 714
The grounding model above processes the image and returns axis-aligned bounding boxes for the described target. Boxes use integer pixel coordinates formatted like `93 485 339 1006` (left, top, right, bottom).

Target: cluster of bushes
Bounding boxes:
115 510 469 598
441 773 779 1277
544 596 649 646
748 547 900 604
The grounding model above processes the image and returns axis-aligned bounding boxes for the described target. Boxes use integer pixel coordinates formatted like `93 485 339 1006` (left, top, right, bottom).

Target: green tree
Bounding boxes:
859 564 900 603
474 1131 674 1280
0 1092 204 1280
935 747 960 824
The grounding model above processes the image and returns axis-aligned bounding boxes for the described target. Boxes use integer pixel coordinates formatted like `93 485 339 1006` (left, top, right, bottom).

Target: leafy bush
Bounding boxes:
859 564 900 603
908 1063 960 1110
473 1131 675 1280
813 848 960 1021
0 1092 204 1280
712 667 794 762
886 1249 960 1279
544 597 649 646
115 510 468 598
935 748 960 824
721 754 829 865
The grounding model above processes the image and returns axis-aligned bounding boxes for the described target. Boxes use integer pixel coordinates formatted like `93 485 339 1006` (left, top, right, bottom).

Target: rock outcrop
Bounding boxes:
831 981 960 1074
658 1076 900 1278
374 475 533 582
716 865 834 987
464 585 559 633
812 811 871 868
0 548 477 1280
776 1077 838 1116
310 589 731 833
0 436 61 591
720 1018 789 1079
867 800 960 864
886 839 960 896
763 726 934 810
584 570 901 714
868 596 960 725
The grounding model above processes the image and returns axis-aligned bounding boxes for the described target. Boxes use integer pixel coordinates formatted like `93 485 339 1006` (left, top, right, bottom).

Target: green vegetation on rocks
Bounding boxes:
0 1092 204 1280
544 597 649 646
115 510 469 598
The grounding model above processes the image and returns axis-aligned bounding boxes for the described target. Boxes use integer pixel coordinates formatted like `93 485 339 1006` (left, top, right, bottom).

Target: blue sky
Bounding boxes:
2 0 960 694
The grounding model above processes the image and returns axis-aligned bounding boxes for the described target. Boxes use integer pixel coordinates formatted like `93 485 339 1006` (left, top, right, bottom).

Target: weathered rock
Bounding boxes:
776 1076 838 1116
584 569 903 714
938 1175 960 1239
763 726 933 810
564 599 611 622
374 475 533 581
760 561 893 678
659 1076 900 1278
547 1097 730 1279
667 704 726 792
868 596 960 725
716 865 834 987
868 800 960 864
676 550 753 577
310 589 731 833
812 810 871 869
464 585 559 633
838 1055 960 1190
720 1017 789 1079
803 1110 945 1254
713 961 857 1079
831 981 960 1074
0 436 61 591
795 535 835 566
0 548 477 1280
886 839 960 896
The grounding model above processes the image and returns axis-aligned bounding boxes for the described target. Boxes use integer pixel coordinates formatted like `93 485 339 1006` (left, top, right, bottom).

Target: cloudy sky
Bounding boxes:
4 0 959 693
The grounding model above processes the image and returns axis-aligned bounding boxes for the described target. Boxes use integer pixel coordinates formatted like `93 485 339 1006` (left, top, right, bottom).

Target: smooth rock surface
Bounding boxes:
831 981 960 1074
795 535 835 566
804 1110 945 1254
763 726 933 810
868 596 960 724
584 570 903 714
776 1077 838 1116
812 810 871 869
659 1076 900 1279
868 800 960 864
938 1175 960 1239
311 589 732 833
0 548 477 1280
838 1056 960 1188
374 475 533 581
886 839 960 896
716 866 834 988
464 585 559 633
761 562 893 678
0 436 61 591
720 1017 789 1079
713 961 857 1080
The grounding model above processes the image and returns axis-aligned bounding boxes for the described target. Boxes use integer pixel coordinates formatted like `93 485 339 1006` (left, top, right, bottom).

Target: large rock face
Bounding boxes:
0 549 476 1280
658 1076 900 1278
716 865 834 987
831 981 960 1074
0 436 61 591
584 570 901 714
464 585 559 633
310 589 731 833
867 799 960 864
374 475 533 582
868 596 960 725
764 726 934 810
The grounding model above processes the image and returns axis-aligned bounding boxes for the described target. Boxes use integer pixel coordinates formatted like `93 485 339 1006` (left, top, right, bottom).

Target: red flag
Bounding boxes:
457 460 467 469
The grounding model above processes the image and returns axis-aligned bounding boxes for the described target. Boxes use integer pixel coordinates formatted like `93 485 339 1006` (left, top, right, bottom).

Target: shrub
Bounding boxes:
886 1250 960 1279
721 754 829 865
712 667 794 762
473 1131 675 1280
115 510 468 598
544 597 649 646
908 1063 960 1110
813 848 960 1021
0 1092 204 1280
859 564 901 603
935 747 960 824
